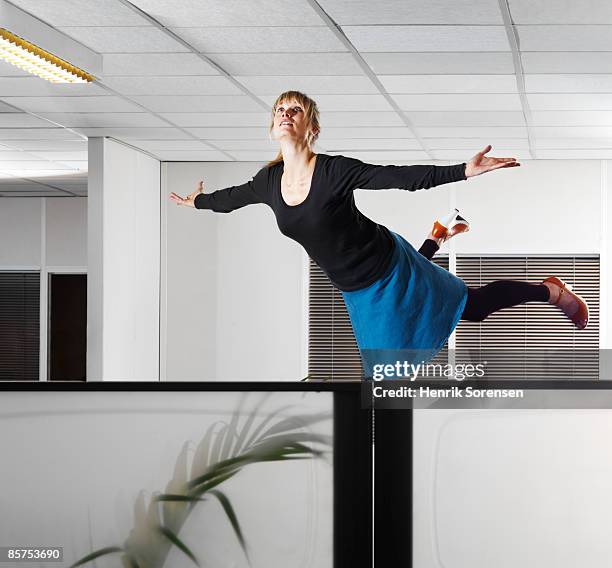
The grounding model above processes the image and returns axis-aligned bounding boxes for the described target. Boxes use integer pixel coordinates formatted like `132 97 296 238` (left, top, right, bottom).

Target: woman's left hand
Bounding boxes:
464 145 519 178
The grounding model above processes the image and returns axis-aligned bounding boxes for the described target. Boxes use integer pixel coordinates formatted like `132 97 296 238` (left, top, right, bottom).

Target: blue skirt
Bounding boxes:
340 231 468 377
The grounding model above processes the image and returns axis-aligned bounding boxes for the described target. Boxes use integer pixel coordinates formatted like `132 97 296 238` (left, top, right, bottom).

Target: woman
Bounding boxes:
170 91 589 372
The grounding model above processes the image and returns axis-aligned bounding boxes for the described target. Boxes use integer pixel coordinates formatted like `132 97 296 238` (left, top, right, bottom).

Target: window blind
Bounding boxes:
454 256 600 379
0 272 40 381
308 255 450 380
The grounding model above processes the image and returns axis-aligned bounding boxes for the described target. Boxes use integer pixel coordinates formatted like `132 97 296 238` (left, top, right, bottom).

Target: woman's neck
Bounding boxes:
280 143 316 177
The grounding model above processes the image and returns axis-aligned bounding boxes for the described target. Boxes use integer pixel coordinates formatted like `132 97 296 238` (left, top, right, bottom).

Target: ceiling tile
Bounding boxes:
75 127 192 139
409 111 526 126
185 126 417 139
531 111 612 126
206 140 279 151
425 138 530 150
235 76 377 95
343 26 510 52
533 126 612 137
8 0 149 26
132 95 265 113
525 74 612 93
102 54 219 76
316 138 423 150
35 113 168 128
379 75 517 94
362 52 515 74
316 127 417 138
0 161 73 170
321 112 405 127
0 114 57 128
57 161 88 170
261 93 393 112
208 53 363 75
102 76 241 96
528 94 612 111
0 61 29 77
186 127 272 139
318 0 504 24
5 141 87 151
128 0 324 27
154 150 231 161
0 169 81 177
28 151 88 161
0 151 42 160
517 25 612 51
159 113 270 127
536 149 612 159
419 126 527 137
59 26 189 54
521 52 612 74
536 138 612 149
1 96 142 113
392 94 522 111
172 27 346 53
0 78 108 97
508 0 612 24
0 129 83 140
226 151 276 161
127 140 211 152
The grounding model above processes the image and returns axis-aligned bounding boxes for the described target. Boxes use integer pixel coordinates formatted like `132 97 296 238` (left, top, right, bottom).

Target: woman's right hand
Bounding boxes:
169 181 204 208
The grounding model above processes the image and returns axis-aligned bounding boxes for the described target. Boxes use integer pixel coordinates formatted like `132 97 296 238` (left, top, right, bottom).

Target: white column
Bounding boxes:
87 138 161 381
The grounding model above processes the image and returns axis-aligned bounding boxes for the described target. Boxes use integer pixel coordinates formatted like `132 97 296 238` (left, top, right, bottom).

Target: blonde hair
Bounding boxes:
267 91 320 167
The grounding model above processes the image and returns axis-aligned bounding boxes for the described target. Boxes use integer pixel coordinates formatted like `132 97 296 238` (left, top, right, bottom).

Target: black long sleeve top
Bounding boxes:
194 153 466 291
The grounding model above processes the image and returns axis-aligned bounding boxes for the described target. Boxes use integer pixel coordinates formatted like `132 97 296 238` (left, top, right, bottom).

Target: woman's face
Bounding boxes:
271 99 315 144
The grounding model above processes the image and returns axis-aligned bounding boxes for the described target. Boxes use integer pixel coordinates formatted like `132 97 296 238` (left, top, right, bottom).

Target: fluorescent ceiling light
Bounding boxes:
0 28 94 83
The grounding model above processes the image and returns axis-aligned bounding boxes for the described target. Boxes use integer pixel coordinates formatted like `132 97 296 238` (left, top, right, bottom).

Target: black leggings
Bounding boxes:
418 238 550 322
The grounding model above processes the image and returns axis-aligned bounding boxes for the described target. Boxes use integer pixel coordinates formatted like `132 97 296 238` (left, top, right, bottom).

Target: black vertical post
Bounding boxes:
334 389 373 568
374 408 413 567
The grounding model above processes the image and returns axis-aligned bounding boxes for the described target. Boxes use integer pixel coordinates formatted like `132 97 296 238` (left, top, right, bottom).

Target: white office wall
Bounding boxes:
0 198 42 266
162 162 304 382
0 390 333 568
46 196 87 267
88 138 160 381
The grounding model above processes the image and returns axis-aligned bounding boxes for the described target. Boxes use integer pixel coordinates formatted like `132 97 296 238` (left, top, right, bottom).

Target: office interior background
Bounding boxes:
0 0 611 381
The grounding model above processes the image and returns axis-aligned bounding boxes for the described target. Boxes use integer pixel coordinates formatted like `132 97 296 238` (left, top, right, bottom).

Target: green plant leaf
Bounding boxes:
253 412 332 445
191 422 217 480
190 469 240 498
155 524 200 566
210 490 249 563
242 405 294 450
69 546 124 567
155 494 206 503
234 394 269 455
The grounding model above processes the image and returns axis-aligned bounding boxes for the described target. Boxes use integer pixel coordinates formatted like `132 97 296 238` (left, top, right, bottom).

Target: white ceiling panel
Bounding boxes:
4 141 87 151
0 78 108 97
508 0 612 24
517 25 612 51
419 126 527 137
206 140 279 151
528 94 612 111
531 111 612 126
0 169 82 177
0 129 83 140
536 138 612 149
173 27 346 53
0 151 42 160
235 76 377 95
208 53 363 76
58 161 87 170
226 151 278 161
525 74 612 93
186 127 277 140
362 52 515 75
8 0 149 26
159 113 271 127
343 26 510 52
155 151 232 161
431 149 531 160
536 149 612 159
102 76 241 96
28 152 88 161
522 52 612 74
34 113 168 128
128 140 216 151
102 54 219 76
316 138 423 150
0 102 24 113
392 94 522 111
129 0 323 27
322 112 405 127
316 127 417 138
1 96 142 113
76 127 192 139
261 94 393 112
132 95 265 113
328 150 430 162
318 0 503 24
59 26 189 54
0 161 73 170
0 114 57 128
409 111 526 126
0 61 29 77
533 126 612 138
425 138 530 150
379 75 517 94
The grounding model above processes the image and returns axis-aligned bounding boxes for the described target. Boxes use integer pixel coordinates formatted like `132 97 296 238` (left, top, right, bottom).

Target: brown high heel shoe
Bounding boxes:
543 276 589 330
